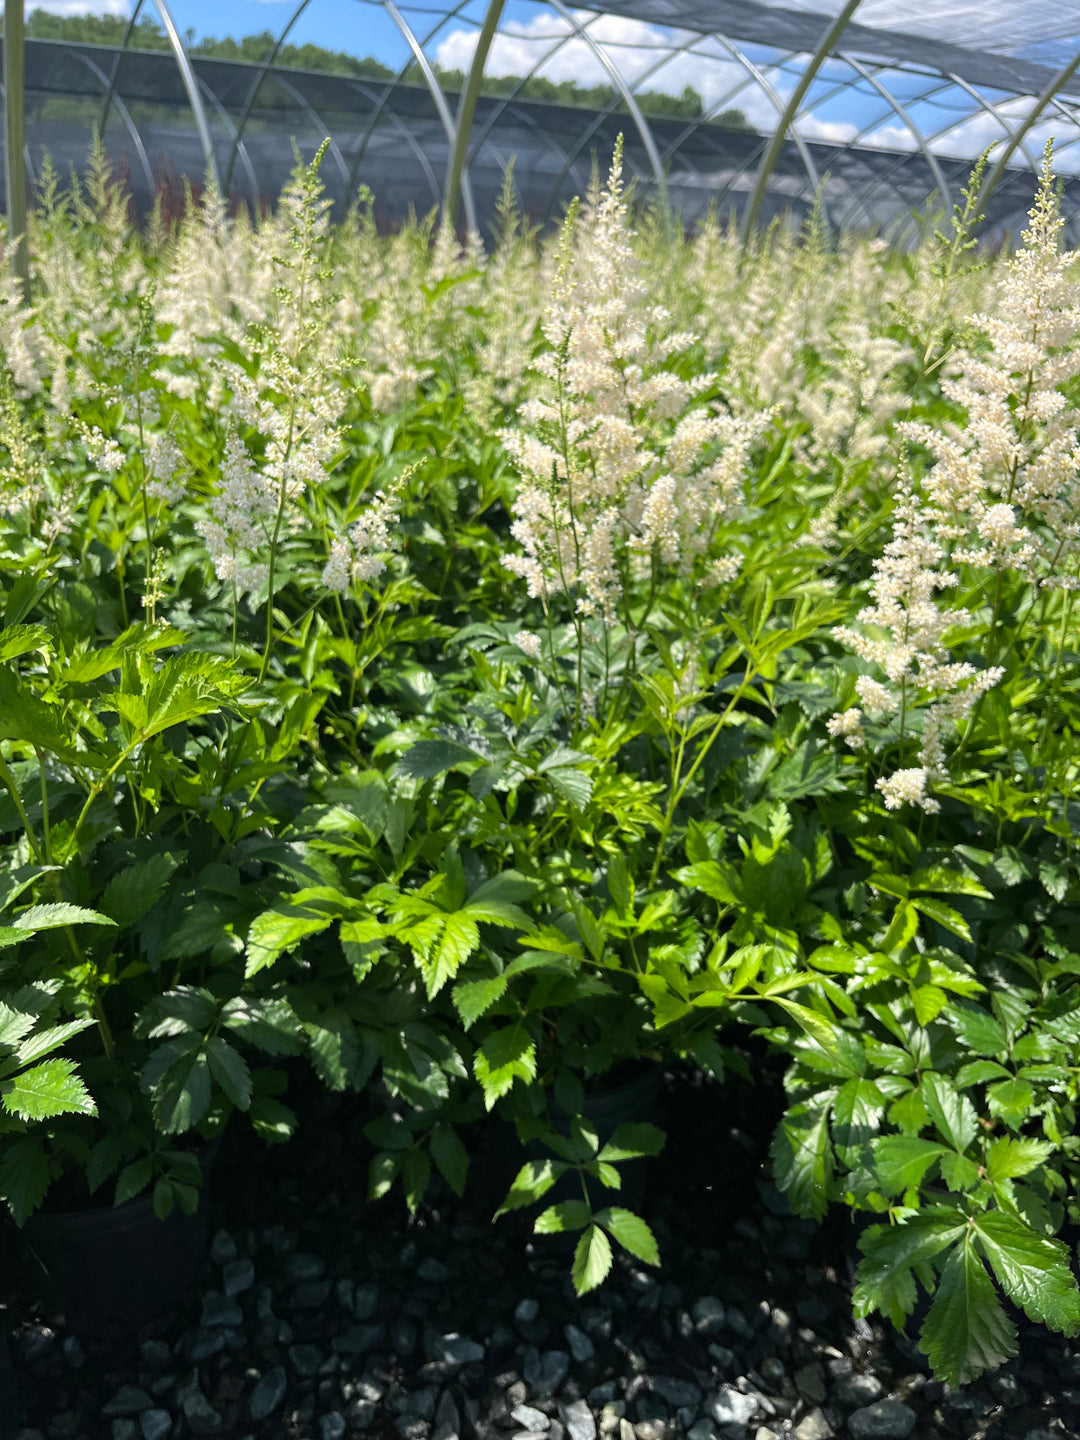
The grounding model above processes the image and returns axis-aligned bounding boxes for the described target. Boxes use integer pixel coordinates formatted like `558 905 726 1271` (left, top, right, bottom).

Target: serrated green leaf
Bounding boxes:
430 1124 469 1197
249 1094 297 1144
14 903 116 931
940 1151 980 1190
474 1025 536 1109
14 1016 94 1068
955 1060 1011 1089
140 1038 211 1134
402 1146 431 1214
770 997 837 1050
468 871 539 908
770 1104 832 1220
911 984 949 1025
115 652 247 740
245 905 333 978
597 1122 667 1163
369 1151 400 1201
205 1037 252 1110
0 1058 96 1121
986 1078 1035 1130
832 1077 885 1156
396 739 480 779
608 854 632 918
922 1072 977 1152
535 1200 591 1234
919 1237 1017 1385
544 766 593 809
0 625 50 663
314 1009 376 1093
220 996 306 1056
571 1223 613 1294
0 668 84 764
911 867 992 899
912 897 971 943
0 1136 50 1224
100 853 179 927
947 1004 1008 1057
873 1136 948 1195
115 1157 154 1207
985 1137 1053 1184
672 861 740 905
496 1159 566 1216
595 1206 660 1265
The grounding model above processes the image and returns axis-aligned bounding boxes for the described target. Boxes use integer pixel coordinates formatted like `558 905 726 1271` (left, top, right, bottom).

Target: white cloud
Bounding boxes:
28 0 129 12
435 10 793 129
859 124 918 152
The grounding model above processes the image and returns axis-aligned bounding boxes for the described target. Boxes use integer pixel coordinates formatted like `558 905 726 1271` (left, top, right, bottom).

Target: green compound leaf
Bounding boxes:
854 1208 966 1330
919 1237 1017 1386
572 1223 613 1295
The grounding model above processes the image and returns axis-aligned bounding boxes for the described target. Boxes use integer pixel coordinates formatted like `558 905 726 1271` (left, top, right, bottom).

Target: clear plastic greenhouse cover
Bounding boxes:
2 0 1080 240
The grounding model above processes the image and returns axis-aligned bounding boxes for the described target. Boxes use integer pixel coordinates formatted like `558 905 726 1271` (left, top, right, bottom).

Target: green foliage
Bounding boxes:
1 141 1080 1384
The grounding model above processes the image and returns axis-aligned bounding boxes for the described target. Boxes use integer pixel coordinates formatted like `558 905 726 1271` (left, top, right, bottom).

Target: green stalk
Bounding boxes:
648 668 759 887
0 751 42 863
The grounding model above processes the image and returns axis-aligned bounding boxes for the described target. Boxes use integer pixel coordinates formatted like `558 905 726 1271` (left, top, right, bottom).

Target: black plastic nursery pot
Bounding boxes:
22 1141 219 1342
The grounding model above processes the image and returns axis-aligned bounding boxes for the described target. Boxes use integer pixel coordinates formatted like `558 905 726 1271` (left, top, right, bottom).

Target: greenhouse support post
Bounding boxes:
444 0 506 233
975 47 1080 217
3 0 29 300
740 0 863 243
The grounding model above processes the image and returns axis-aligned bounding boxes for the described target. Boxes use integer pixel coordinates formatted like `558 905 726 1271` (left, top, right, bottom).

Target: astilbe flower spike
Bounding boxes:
502 138 768 625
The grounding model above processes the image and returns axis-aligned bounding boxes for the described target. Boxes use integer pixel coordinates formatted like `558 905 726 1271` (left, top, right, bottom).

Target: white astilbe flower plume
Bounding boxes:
502 139 767 620
322 488 399 592
899 143 1080 589
831 486 1003 813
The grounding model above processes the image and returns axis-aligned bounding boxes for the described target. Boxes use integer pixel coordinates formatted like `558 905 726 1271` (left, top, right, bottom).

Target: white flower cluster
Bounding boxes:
195 432 276 593
899 146 1080 590
829 147 1080 812
831 487 1003 813
321 489 399 592
503 141 766 620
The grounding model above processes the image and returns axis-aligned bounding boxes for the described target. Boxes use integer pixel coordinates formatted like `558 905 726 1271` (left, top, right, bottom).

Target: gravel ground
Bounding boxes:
2 1062 1078 1440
